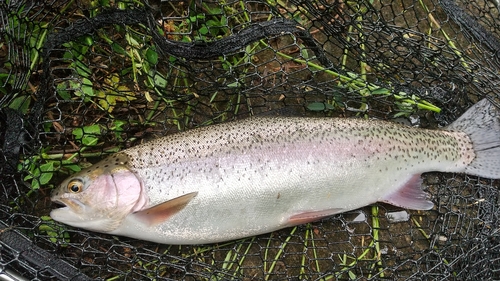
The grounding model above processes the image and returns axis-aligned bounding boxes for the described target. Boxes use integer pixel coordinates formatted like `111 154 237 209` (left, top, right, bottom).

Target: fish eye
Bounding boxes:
67 179 84 193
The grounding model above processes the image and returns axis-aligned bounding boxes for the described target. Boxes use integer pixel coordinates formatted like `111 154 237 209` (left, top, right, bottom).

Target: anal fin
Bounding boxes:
287 208 345 226
381 174 434 210
133 192 198 226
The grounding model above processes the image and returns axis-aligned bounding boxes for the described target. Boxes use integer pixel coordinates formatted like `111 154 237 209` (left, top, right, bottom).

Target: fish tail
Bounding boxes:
447 98 500 179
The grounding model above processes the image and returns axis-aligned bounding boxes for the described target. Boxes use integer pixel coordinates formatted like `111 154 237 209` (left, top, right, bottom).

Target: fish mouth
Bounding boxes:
51 197 85 213
52 198 67 207
50 197 89 225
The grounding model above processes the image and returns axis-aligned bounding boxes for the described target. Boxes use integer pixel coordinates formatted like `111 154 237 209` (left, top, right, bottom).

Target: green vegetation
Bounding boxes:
39 216 70 245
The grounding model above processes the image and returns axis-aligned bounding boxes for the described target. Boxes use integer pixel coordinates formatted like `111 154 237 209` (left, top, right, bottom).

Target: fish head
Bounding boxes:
50 153 147 232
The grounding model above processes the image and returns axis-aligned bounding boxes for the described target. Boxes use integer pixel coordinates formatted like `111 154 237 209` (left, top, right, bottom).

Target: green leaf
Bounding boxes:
40 215 52 221
9 95 31 113
227 81 240 88
112 42 126 55
56 82 72 100
73 124 102 146
307 102 334 111
23 160 59 190
83 124 102 134
393 111 410 118
112 119 127 130
153 72 168 88
301 48 309 59
58 159 82 173
346 72 359 79
38 161 55 185
75 60 91 77
145 47 158 64
81 78 94 96
112 119 127 141
370 87 390 95
205 6 222 14
199 25 209 35
125 33 140 47
39 216 71 244
82 35 93 46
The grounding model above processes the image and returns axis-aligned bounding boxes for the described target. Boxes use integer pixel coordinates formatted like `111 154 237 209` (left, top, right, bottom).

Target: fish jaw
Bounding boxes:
50 197 120 232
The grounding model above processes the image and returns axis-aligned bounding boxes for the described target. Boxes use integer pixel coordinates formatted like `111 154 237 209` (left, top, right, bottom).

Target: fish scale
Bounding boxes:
51 99 500 244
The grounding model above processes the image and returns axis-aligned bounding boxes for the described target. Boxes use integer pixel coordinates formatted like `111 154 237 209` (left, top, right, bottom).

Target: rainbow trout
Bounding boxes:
50 99 500 244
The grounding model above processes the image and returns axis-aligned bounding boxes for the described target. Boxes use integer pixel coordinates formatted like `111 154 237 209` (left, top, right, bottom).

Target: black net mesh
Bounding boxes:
1 0 500 280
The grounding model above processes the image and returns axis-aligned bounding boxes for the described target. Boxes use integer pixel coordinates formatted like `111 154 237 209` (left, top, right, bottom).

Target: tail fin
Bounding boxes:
446 98 500 179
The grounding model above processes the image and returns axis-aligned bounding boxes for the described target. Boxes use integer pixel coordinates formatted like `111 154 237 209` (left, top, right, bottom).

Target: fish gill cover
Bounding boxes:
0 0 499 280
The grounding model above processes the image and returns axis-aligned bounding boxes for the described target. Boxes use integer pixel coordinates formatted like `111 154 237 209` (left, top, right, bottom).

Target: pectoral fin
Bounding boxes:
133 192 198 226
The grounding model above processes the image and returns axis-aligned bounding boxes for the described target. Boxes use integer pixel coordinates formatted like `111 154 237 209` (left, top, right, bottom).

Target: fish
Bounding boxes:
50 98 500 244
